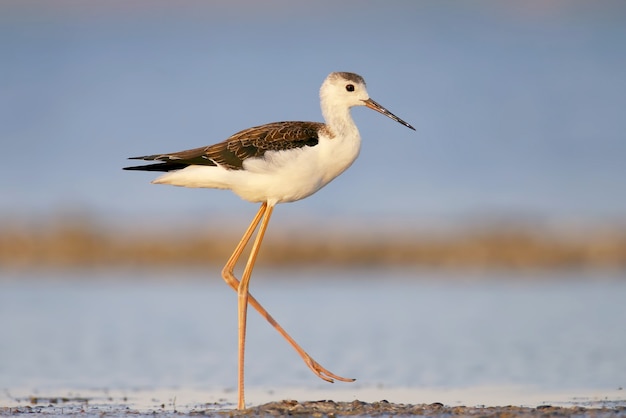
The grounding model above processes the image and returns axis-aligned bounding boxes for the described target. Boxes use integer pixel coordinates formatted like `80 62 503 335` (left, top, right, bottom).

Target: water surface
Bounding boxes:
1 269 624 405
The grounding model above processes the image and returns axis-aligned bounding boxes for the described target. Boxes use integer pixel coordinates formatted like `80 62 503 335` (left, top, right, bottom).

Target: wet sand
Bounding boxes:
0 400 626 417
2 387 625 417
247 400 625 417
3 399 626 417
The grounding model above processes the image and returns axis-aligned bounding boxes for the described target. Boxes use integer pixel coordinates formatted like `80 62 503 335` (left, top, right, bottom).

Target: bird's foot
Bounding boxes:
303 354 355 383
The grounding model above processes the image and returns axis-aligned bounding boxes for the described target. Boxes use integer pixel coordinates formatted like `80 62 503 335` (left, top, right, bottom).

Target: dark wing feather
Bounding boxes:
123 121 323 172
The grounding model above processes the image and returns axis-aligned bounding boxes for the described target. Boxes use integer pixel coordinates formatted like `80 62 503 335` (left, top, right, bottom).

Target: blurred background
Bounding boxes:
1 0 625 270
1 0 625 407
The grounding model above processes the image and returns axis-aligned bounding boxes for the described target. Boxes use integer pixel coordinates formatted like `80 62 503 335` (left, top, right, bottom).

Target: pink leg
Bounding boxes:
221 203 355 410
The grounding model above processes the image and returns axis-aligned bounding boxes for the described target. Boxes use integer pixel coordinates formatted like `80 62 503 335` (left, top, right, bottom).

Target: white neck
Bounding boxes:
321 102 360 139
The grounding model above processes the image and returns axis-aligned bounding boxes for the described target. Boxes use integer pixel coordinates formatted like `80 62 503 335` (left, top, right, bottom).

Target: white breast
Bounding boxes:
232 131 361 204
152 131 361 206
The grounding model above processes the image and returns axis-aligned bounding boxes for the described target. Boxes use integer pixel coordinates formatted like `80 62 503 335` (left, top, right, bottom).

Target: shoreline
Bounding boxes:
2 386 625 416
1 219 625 271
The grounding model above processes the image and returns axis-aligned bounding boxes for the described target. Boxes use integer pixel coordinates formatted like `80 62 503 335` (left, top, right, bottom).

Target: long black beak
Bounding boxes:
363 98 415 131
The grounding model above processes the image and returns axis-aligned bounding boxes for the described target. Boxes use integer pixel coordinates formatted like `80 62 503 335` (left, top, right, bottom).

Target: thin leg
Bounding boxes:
221 203 355 410
236 203 273 410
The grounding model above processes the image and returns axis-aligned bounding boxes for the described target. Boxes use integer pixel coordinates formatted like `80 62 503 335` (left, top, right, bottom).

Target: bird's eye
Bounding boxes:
346 84 355 92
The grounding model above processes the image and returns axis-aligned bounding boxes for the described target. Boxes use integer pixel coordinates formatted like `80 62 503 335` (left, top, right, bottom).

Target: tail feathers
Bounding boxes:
123 162 190 172
127 154 170 161
124 149 217 172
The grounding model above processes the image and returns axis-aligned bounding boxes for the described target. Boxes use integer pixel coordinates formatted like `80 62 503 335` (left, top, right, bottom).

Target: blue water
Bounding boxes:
1 270 625 394
1 1 626 223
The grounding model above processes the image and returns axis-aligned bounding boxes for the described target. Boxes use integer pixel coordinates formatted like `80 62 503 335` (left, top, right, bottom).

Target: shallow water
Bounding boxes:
1 269 625 409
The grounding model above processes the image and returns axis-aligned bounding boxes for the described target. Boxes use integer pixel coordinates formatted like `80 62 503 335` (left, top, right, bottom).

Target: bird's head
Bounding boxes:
320 72 415 131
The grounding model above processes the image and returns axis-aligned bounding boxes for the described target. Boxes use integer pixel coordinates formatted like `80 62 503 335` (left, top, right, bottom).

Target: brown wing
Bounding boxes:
123 121 323 172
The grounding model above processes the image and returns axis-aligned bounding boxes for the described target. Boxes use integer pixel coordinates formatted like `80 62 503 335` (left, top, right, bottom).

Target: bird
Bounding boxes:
124 72 415 410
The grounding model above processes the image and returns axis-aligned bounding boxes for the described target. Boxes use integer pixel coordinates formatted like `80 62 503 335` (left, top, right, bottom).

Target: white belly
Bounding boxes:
152 135 361 205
